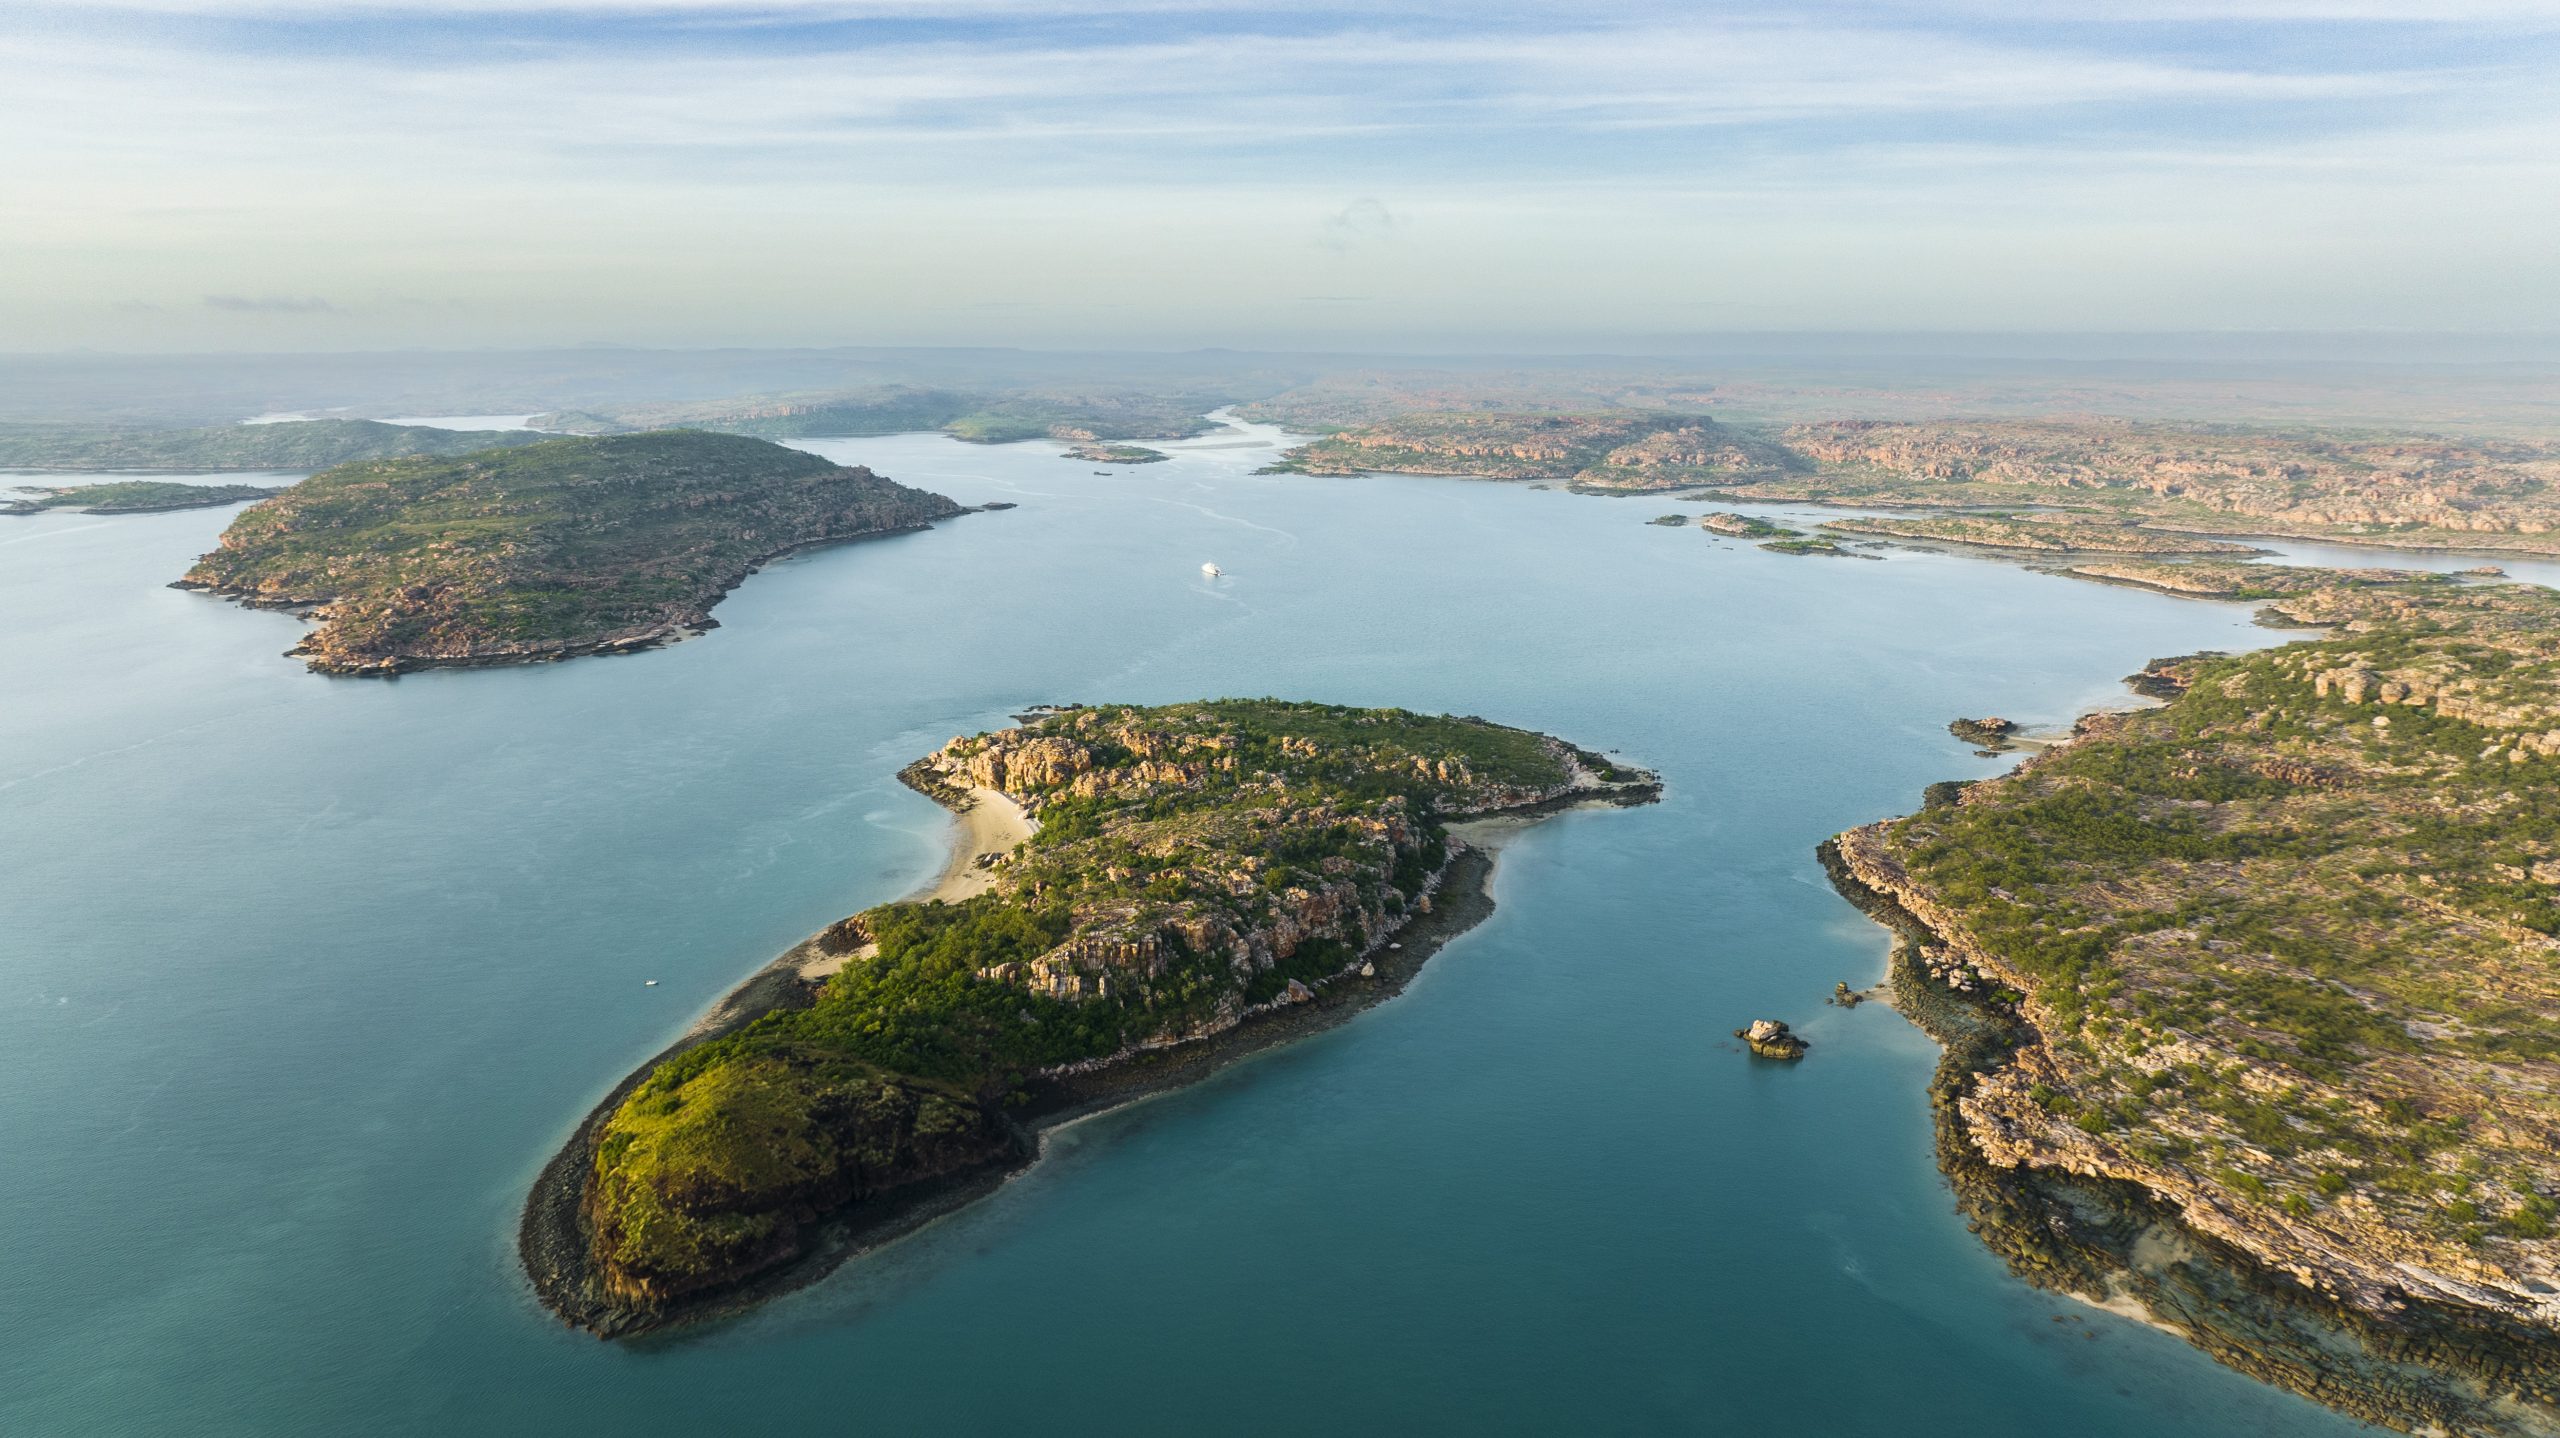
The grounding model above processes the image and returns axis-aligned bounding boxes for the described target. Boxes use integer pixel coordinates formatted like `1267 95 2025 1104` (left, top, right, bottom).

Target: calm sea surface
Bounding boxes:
4 422 2491 1435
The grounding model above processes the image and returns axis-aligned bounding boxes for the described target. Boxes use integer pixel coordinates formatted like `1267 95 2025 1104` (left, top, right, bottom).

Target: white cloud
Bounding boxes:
2 5 2556 344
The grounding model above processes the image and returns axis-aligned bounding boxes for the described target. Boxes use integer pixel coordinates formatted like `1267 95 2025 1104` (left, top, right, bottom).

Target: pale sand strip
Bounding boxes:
800 786 1035 980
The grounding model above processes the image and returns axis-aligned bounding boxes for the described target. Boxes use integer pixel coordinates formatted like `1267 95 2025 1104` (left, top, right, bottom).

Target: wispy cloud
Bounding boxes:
3 2 2556 344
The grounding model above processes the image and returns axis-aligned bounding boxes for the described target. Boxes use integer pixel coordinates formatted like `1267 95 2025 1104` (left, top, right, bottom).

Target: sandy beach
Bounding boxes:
800 786 1033 980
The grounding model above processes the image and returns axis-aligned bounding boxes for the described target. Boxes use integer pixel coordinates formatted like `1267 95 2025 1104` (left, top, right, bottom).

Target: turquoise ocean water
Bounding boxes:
8 422 2508 1434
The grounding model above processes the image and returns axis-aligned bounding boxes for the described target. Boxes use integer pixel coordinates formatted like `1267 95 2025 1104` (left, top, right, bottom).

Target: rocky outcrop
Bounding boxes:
1948 716 2018 748
1826 827 2560 1436
1738 1018 1808 1059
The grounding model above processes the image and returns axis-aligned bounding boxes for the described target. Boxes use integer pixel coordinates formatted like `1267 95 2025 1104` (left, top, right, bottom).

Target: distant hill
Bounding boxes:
0 419 550 472
604 384 1229 446
3 480 281 515
178 431 969 675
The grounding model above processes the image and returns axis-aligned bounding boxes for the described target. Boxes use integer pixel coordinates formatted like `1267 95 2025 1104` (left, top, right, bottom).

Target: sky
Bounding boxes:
6 1 2560 352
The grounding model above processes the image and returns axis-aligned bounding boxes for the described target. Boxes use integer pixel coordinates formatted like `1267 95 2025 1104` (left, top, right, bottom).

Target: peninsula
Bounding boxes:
4 480 280 515
524 700 1657 1334
1265 412 2560 556
1827 568 2560 1434
176 431 967 675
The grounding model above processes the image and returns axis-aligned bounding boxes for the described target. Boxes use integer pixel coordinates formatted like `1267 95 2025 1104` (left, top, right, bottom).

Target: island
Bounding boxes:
583 384 1228 447
1062 441 1169 465
175 431 969 675
522 700 1658 1335
1819 514 2264 556
1260 412 1802 491
4 480 280 515
0 418 549 472
1698 511 1791 538
1826 568 2560 1434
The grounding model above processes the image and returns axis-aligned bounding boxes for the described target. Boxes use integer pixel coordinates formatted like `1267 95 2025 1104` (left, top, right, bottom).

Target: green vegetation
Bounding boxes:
1267 409 2560 555
585 700 1643 1313
179 431 963 674
1862 570 2560 1279
3 480 279 515
0 418 547 472
1266 411 1800 490
1063 441 1170 465
1760 535 1860 557
1698 511 1792 538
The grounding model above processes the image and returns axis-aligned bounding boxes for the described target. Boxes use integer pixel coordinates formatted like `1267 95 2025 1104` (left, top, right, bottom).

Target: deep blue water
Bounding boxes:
0 424 2439 1435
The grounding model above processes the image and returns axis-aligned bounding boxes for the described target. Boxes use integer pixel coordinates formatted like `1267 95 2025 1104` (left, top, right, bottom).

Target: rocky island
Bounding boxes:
1827 569 2560 1434
4 480 280 515
1062 441 1169 465
175 431 968 675
523 700 1657 1335
1262 412 1801 490
1818 514 2265 556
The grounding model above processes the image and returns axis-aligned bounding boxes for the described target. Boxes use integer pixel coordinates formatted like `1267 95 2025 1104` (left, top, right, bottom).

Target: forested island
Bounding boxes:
4 480 279 515
177 431 967 675
1828 566 2560 1434
0 418 548 472
524 700 1657 1334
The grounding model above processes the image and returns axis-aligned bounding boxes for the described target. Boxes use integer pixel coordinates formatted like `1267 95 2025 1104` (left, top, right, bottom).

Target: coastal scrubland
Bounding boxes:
1832 568 2560 1431
178 431 964 674
563 701 1652 1328
1267 412 2560 556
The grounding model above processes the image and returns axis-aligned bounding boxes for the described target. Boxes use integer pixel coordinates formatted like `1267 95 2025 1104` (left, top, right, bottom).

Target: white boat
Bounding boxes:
1201 562 1222 577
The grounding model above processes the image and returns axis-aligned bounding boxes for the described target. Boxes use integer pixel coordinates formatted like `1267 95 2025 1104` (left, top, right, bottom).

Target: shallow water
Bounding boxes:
0 422 2439 1435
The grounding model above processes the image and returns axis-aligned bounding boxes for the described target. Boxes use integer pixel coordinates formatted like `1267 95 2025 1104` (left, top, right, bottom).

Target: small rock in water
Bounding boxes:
1735 1018 1808 1059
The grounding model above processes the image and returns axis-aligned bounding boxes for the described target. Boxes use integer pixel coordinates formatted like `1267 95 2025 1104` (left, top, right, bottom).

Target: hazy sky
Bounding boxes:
7 1 2560 351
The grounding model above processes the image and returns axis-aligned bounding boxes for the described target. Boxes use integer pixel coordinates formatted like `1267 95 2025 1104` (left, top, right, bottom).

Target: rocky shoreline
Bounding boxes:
523 755 1658 1338
178 509 1002 677
1819 827 2560 1436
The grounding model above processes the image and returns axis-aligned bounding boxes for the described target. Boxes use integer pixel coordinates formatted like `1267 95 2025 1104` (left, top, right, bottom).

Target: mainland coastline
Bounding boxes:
1818 560 2560 1435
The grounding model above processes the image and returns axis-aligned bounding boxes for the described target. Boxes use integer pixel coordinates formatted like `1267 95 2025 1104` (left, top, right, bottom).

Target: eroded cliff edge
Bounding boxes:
525 700 1657 1336
1823 571 2560 1435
